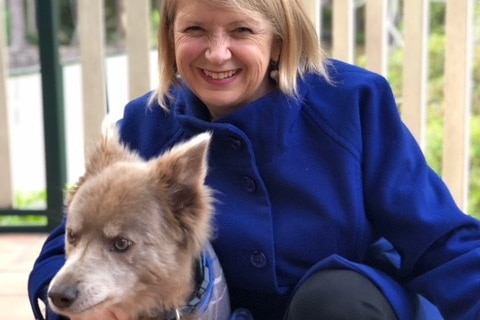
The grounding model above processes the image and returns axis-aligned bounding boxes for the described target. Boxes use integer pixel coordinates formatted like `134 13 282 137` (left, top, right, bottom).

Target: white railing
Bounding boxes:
302 0 476 210
0 0 12 208
0 0 477 213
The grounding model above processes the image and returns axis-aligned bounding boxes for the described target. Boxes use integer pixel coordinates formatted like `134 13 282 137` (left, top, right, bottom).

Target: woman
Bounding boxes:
29 0 480 319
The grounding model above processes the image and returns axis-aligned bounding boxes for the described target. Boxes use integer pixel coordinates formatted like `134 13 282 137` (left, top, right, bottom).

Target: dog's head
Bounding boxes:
48 124 214 318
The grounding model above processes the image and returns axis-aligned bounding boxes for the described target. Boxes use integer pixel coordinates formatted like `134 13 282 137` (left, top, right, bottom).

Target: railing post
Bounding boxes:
300 0 321 37
0 0 13 208
78 0 107 151
332 0 355 63
442 0 473 210
125 0 152 100
401 0 429 149
365 0 388 76
36 0 67 230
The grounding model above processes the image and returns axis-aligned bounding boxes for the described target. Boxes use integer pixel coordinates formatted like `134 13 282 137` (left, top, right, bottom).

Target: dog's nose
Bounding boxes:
48 284 79 309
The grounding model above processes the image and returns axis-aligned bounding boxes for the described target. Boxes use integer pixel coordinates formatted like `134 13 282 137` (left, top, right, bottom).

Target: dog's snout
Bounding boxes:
48 283 79 309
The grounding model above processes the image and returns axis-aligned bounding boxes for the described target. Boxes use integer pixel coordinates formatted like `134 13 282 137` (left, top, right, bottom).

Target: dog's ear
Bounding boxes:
155 132 211 188
152 132 213 247
84 118 139 175
66 117 139 205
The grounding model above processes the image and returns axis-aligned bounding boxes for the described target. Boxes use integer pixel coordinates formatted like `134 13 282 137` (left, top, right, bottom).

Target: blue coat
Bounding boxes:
29 60 480 319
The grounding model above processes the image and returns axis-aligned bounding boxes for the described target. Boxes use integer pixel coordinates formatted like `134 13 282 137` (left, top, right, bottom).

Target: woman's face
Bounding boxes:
173 0 281 118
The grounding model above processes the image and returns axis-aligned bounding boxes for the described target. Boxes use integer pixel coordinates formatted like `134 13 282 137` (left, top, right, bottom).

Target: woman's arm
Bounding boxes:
358 73 480 318
28 220 67 320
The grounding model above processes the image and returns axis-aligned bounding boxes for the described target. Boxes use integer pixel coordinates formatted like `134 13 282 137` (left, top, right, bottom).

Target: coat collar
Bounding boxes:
172 80 310 164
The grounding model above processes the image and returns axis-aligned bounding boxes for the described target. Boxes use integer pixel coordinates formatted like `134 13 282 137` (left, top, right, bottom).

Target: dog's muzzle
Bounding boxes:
48 283 79 310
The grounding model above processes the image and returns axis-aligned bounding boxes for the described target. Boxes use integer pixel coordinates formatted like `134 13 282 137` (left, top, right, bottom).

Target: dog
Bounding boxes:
47 125 230 320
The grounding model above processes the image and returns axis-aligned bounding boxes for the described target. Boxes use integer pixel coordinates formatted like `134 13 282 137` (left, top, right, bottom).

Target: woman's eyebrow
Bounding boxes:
230 17 262 25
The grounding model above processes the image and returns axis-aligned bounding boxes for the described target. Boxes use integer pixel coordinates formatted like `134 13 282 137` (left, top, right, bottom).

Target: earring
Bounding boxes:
269 60 279 82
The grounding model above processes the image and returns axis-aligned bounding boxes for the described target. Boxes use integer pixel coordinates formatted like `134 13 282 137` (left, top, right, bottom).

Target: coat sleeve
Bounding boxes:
28 221 67 320
359 74 480 319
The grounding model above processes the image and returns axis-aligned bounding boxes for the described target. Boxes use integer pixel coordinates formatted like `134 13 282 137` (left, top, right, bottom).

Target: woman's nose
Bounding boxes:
205 36 231 64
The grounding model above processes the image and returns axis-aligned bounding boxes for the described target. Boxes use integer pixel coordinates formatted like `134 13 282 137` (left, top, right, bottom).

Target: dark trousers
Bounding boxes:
284 269 398 320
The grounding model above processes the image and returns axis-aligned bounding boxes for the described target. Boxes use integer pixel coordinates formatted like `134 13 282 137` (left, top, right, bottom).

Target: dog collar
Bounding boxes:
156 246 215 320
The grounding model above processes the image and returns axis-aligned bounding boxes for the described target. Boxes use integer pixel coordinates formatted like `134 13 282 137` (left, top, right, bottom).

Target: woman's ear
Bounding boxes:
271 36 282 63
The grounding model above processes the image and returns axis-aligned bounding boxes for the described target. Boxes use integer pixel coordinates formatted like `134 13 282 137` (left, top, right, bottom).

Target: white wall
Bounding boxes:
7 51 158 193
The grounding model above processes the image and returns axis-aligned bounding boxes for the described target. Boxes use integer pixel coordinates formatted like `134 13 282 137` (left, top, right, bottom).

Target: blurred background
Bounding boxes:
0 1 478 319
0 0 479 226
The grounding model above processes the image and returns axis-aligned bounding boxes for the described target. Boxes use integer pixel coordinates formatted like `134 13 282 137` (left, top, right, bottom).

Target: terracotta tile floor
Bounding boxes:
0 233 48 320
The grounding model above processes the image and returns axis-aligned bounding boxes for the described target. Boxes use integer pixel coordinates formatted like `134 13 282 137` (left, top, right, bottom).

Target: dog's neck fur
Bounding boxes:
146 256 205 320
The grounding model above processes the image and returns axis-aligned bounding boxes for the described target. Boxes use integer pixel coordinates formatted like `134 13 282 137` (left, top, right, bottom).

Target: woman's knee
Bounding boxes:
285 269 398 320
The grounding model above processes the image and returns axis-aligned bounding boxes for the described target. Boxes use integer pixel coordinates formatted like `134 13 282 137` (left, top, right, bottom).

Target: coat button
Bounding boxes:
242 176 256 193
229 137 243 150
231 308 254 320
250 251 267 268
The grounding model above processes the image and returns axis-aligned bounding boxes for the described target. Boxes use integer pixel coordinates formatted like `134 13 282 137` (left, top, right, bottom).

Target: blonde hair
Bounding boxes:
155 0 330 109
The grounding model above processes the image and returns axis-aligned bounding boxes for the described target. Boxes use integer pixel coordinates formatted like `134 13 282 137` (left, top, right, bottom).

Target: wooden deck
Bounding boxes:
0 233 48 319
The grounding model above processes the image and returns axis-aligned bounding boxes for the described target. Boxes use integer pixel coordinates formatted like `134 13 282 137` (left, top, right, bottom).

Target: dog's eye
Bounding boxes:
66 229 77 245
112 238 133 252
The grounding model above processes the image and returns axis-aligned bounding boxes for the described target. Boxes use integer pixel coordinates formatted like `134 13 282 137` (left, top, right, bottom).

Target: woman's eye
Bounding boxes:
184 26 204 34
112 237 133 252
235 27 253 34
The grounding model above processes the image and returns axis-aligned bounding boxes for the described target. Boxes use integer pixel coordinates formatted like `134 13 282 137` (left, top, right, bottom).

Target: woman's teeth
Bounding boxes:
204 70 238 80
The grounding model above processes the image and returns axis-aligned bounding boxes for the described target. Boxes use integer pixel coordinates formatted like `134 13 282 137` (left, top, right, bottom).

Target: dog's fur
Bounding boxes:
47 126 214 319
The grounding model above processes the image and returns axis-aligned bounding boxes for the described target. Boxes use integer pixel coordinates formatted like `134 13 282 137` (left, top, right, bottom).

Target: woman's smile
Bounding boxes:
202 69 241 80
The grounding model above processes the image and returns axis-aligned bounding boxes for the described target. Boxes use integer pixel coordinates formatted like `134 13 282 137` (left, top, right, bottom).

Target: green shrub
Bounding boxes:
0 190 47 226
